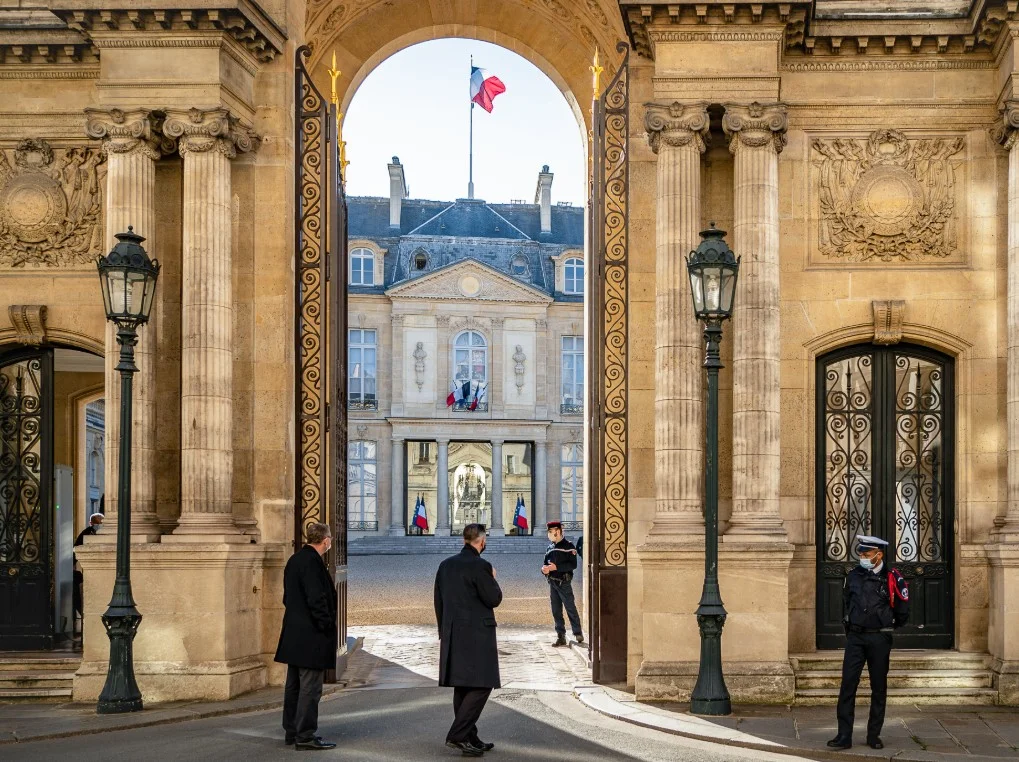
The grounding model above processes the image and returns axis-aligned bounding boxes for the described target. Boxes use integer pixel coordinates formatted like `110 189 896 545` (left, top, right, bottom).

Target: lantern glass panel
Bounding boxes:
704 266 723 313
107 269 128 315
720 267 737 316
126 271 148 318
688 267 705 314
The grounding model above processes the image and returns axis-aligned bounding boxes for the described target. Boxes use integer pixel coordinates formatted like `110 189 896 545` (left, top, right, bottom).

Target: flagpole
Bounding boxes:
469 55 475 199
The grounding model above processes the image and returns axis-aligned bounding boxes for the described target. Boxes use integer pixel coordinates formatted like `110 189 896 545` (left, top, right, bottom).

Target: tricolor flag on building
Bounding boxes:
470 66 506 113
446 380 472 407
513 496 529 533
469 382 488 411
413 495 429 531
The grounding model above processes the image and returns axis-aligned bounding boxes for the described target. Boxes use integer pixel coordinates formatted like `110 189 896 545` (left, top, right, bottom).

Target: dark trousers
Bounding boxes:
836 631 892 741
447 687 492 744
549 579 583 637
282 665 325 743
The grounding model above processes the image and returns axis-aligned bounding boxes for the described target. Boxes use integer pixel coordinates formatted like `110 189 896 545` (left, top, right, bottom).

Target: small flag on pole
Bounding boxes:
446 380 471 407
469 382 488 412
413 495 429 531
513 496 529 532
470 66 506 113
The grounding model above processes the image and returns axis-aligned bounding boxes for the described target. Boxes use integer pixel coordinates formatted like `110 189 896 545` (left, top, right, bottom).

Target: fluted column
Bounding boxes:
85 108 166 542
163 108 256 540
644 102 710 539
490 440 504 535
722 102 787 542
389 437 405 536
534 440 547 531
436 438 450 537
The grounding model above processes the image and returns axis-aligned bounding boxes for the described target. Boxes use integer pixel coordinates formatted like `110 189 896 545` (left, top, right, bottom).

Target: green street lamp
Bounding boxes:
685 223 739 716
95 227 160 714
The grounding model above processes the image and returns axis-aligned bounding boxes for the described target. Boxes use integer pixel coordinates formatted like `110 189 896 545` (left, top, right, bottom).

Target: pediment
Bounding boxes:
385 259 552 304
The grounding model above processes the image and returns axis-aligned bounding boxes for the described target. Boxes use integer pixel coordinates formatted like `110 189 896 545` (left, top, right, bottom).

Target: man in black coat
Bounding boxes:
72 512 104 634
275 521 338 751
434 523 502 757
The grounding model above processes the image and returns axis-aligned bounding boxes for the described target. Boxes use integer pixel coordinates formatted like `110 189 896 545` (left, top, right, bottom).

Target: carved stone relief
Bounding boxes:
8 304 47 346
0 139 106 268
513 345 526 394
810 130 965 265
413 341 427 390
872 300 906 345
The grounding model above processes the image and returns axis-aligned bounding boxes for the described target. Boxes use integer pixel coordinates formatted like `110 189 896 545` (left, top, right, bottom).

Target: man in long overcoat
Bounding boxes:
275 521 338 751
434 523 503 757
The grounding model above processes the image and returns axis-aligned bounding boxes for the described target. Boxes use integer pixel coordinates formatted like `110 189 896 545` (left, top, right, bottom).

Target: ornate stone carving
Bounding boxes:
386 261 551 304
723 102 788 154
85 108 171 159
644 102 710 154
8 305 46 346
356 424 369 439
0 138 105 267
513 345 526 394
435 315 451 327
994 101 1019 150
872 300 906 345
391 313 405 326
536 319 548 330
412 341 427 390
163 107 258 158
811 130 964 263
490 317 505 329
568 427 582 441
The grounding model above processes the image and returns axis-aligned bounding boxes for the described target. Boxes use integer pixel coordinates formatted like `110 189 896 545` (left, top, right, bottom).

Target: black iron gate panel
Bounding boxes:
587 42 629 685
0 348 53 649
816 344 953 649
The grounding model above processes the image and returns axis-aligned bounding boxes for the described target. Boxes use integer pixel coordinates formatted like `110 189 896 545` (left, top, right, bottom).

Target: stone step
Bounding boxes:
0 686 72 700
790 652 989 672
0 657 80 672
349 537 551 555
0 671 76 689
795 669 993 690
795 686 999 706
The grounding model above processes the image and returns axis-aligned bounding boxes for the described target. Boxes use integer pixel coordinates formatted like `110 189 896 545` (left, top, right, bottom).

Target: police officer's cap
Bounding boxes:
855 534 889 553
546 521 563 530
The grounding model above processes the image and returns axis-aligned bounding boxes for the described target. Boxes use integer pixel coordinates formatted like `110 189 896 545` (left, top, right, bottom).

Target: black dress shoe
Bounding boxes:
295 737 337 750
285 736 295 745
552 635 567 647
826 736 852 750
575 634 584 645
446 740 485 756
471 738 495 751
867 737 884 749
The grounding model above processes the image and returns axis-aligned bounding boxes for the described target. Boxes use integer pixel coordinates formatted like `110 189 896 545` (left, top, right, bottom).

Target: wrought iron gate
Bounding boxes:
587 42 629 684
816 344 954 649
0 348 54 649
295 46 349 669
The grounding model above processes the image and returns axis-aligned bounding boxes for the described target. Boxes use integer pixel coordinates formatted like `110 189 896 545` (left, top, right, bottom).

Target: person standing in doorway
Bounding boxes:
434 523 502 757
72 512 104 635
828 535 909 751
542 521 583 647
275 521 338 751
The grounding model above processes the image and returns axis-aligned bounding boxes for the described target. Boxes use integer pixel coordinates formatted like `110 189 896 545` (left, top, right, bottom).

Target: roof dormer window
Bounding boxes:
413 249 428 271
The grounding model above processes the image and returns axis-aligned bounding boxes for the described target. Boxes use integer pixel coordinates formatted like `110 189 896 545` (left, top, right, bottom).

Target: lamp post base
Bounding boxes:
96 611 144 715
690 608 731 716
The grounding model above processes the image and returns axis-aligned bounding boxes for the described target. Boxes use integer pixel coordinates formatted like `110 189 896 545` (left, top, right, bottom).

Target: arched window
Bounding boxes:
350 247 375 286
453 331 488 409
413 249 428 271
564 257 584 295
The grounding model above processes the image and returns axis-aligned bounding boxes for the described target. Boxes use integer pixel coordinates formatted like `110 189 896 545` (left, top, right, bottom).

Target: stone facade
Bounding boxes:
0 0 1017 706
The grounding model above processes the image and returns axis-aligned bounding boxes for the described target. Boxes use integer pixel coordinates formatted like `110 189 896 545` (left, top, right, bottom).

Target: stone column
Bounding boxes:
490 440 504 534
163 108 255 540
534 439 547 531
85 108 167 543
722 102 788 542
436 438 450 537
643 102 710 539
998 102 1019 542
389 437 405 535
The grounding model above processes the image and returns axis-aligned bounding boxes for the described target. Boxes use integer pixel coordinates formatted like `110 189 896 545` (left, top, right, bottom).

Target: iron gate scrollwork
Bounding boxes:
295 46 348 672
587 42 629 684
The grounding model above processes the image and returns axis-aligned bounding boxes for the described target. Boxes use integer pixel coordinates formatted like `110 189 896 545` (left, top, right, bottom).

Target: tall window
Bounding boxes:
564 257 584 295
560 443 583 530
561 335 584 415
349 329 377 409
453 330 487 410
350 247 375 286
348 440 377 531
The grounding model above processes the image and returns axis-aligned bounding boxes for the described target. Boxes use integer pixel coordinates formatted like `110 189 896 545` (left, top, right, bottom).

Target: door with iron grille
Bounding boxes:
0 348 54 649
816 344 954 649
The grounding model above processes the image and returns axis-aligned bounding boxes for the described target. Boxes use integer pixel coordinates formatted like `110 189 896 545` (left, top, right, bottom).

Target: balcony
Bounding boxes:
348 520 378 532
348 397 378 411
560 401 583 416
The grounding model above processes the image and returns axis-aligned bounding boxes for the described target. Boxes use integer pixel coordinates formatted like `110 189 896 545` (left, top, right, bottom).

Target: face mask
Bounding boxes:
859 556 875 570
93 525 102 533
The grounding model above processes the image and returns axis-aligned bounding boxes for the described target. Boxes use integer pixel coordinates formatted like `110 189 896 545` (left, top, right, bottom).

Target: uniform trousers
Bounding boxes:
549 579 583 637
448 687 492 744
836 631 892 740
282 665 325 743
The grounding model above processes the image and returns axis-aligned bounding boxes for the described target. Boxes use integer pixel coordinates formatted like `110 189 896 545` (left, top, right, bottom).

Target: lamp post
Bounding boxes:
685 224 740 716
95 227 160 714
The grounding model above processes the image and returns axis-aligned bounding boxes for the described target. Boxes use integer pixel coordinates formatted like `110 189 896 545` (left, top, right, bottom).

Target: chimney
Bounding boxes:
534 164 553 236
388 156 408 229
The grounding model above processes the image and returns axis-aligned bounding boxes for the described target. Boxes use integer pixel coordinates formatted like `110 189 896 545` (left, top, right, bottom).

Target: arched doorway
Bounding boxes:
815 343 954 650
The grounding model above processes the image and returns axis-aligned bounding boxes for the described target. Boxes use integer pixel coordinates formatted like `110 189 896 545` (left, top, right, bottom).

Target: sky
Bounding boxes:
343 39 587 207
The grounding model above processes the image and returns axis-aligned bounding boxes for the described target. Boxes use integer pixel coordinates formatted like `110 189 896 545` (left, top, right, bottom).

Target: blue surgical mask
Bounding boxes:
859 557 875 570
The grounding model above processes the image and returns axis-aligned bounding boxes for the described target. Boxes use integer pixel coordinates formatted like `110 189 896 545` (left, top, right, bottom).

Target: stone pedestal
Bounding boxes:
631 541 794 703
987 543 1019 704
73 541 286 701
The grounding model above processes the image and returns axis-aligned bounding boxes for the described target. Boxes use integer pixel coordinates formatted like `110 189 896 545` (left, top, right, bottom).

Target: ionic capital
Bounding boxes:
644 101 710 155
722 102 788 155
994 100 1019 150
84 108 168 160
163 107 258 159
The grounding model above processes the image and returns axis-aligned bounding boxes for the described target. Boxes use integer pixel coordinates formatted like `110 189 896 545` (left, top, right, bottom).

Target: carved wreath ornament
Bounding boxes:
0 139 106 268
811 130 963 263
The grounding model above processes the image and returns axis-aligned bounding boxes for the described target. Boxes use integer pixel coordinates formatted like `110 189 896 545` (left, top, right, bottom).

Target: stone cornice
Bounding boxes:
643 101 710 155
722 102 788 154
84 107 173 159
162 106 257 158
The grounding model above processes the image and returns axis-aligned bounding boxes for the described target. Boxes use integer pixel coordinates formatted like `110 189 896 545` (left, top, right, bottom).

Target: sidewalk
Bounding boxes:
577 684 1019 762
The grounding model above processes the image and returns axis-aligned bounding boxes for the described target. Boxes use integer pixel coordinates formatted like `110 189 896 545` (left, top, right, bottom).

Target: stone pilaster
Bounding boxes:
436 315 451 414
490 317 504 415
162 108 256 541
535 318 549 417
534 439 547 530
643 102 710 539
436 438 450 537
490 440 504 534
389 437 405 536
722 102 788 542
85 108 168 543
391 313 405 416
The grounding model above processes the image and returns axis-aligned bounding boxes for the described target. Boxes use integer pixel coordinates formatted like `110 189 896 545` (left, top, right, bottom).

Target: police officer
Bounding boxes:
828 535 909 751
542 521 584 647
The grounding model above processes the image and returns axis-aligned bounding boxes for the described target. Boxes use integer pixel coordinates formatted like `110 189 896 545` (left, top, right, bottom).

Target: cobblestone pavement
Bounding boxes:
348 552 583 627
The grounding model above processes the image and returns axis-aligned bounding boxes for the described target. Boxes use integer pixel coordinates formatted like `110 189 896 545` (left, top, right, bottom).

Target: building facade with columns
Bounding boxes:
345 159 586 540
1 0 1019 707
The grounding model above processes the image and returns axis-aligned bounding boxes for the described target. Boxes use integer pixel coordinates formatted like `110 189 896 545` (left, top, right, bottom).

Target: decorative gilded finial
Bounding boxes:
327 51 349 182
327 51 341 106
590 48 604 101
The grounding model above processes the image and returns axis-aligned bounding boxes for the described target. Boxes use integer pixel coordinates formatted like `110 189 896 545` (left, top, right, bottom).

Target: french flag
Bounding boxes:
469 382 488 411
446 380 471 407
470 66 506 113
513 496 529 532
413 495 429 531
